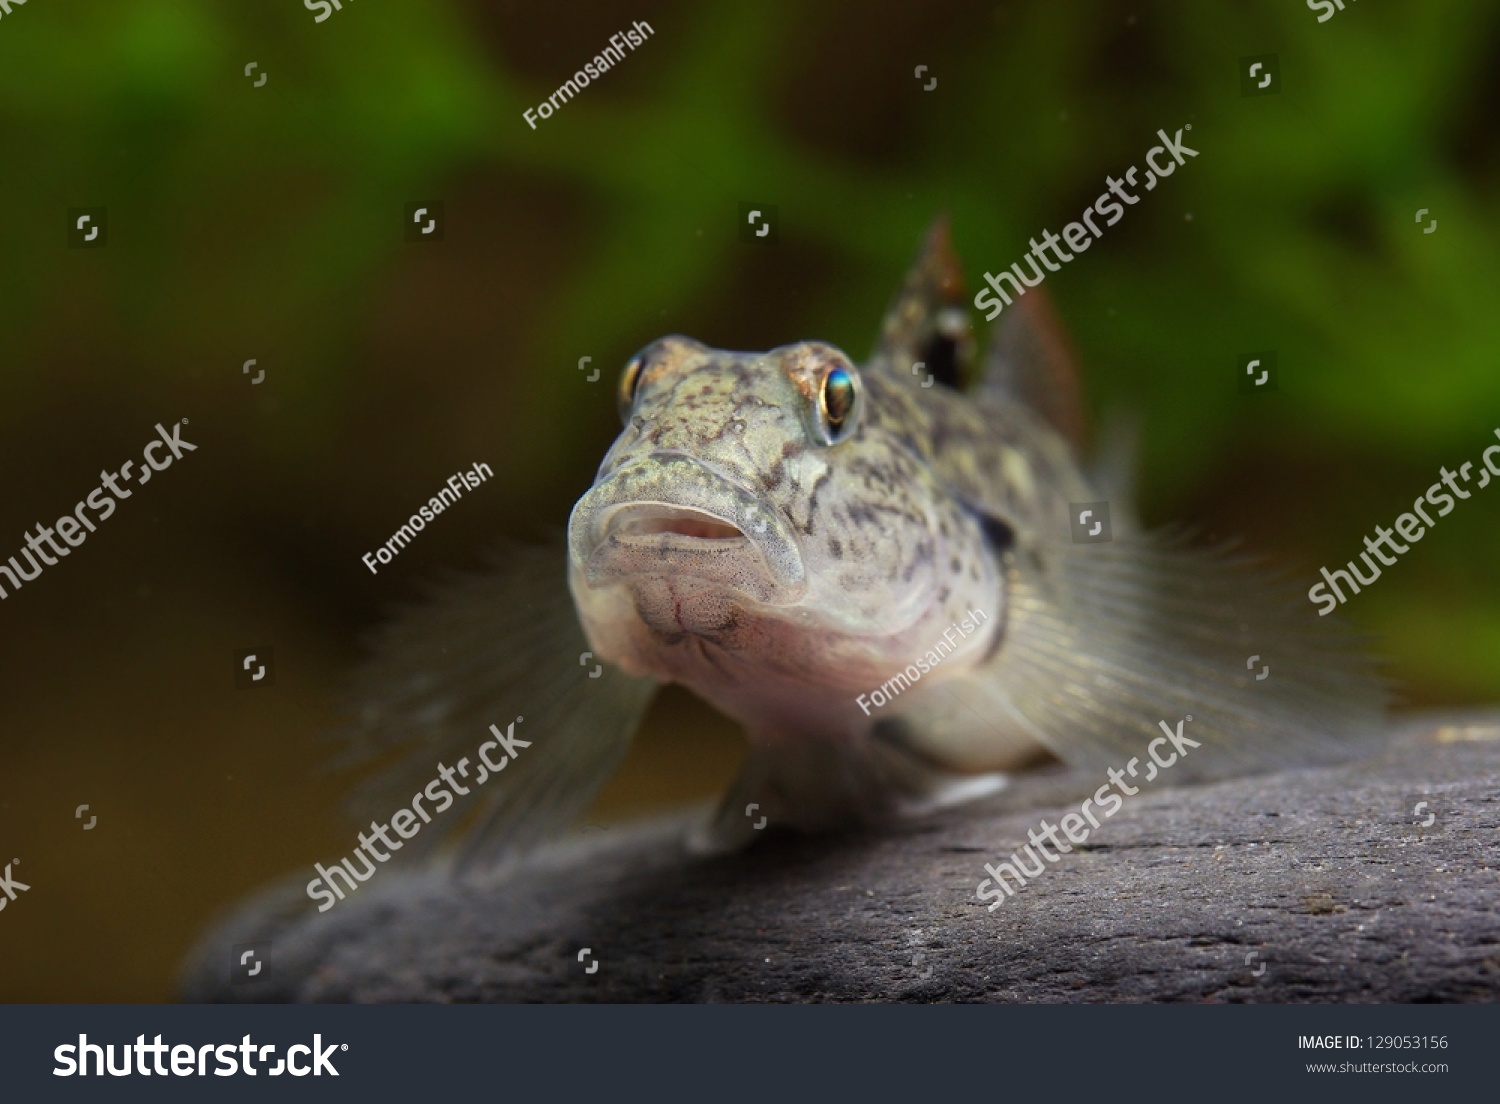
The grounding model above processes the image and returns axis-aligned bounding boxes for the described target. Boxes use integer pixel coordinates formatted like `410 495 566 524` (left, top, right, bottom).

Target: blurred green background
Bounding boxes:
0 0 1496 1001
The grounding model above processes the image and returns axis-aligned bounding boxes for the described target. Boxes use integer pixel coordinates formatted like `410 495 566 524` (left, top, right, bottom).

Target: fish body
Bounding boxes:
350 221 1384 861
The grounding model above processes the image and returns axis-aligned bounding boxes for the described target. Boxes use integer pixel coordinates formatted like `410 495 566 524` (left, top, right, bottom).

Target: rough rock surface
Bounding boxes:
184 713 1500 1003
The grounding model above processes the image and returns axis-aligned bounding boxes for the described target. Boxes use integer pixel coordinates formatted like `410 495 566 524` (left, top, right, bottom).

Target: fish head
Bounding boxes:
568 335 1001 730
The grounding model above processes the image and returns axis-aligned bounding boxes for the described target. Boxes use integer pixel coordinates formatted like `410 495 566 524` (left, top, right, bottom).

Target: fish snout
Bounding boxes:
568 454 805 604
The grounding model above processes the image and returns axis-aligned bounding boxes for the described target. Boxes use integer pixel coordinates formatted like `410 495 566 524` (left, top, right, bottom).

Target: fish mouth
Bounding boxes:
610 506 747 542
568 453 806 605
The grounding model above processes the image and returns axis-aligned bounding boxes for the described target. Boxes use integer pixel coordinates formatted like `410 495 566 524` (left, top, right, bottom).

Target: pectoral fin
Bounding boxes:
689 724 1008 852
990 528 1389 780
335 539 658 869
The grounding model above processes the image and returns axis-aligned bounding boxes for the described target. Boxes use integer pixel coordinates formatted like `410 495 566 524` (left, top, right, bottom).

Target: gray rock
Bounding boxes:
183 713 1500 1002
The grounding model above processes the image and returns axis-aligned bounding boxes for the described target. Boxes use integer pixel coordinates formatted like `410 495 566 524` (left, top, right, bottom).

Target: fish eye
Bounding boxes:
618 354 645 424
817 364 860 445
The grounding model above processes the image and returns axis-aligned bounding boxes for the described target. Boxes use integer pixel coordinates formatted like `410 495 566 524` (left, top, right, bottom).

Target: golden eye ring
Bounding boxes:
618 354 645 424
817 363 859 444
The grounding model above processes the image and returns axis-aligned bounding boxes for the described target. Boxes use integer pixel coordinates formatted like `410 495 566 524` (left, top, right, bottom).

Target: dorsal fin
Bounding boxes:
977 286 1087 451
869 217 975 390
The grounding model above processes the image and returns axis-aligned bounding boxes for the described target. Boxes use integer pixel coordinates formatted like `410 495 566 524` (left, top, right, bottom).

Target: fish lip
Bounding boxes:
568 453 806 603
